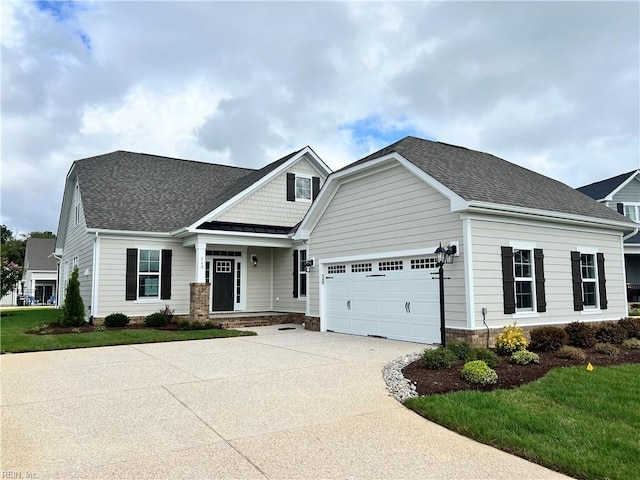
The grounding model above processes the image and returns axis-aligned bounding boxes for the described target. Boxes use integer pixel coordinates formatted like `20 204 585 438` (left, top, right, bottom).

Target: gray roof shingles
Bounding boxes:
74 150 300 232
24 238 57 271
350 136 634 225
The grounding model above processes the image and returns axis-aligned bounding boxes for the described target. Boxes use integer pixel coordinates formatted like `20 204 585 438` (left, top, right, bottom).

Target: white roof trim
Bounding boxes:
603 169 640 201
294 152 468 240
186 147 332 230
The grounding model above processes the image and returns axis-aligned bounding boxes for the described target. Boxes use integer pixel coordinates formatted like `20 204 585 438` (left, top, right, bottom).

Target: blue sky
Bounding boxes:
1 0 638 235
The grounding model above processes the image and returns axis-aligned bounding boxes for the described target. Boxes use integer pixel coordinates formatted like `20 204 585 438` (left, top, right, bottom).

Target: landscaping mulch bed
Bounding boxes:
403 347 640 396
27 322 190 335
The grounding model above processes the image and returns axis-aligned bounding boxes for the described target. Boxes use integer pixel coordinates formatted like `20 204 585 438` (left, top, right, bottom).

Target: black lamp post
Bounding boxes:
434 242 456 347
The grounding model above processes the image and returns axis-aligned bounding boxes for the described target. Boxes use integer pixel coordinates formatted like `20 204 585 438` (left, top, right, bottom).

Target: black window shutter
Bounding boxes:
161 249 172 300
617 203 624 214
597 253 607 310
125 249 138 301
501 246 516 314
287 173 295 202
312 176 320 201
293 250 299 298
534 248 546 313
571 251 583 311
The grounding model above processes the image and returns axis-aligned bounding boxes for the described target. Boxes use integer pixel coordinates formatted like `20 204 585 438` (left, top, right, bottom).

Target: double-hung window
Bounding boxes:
623 204 639 222
295 176 312 201
501 245 546 315
138 249 160 298
571 250 607 311
298 249 307 298
286 173 320 202
514 250 534 311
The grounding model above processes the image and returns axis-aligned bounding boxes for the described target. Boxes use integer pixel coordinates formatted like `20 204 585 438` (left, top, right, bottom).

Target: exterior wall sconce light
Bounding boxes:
251 254 258 267
434 242 457 347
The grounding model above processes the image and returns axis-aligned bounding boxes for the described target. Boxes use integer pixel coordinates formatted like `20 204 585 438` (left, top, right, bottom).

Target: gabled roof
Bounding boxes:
343 136 632 225
24 238 57 271
576 170 640 201
67 149 308 233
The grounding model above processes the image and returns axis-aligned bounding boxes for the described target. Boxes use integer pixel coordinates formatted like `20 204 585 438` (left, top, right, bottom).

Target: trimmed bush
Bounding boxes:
529 326 568 352
422 346 458 369
460 360 498 385
447 341 472 360
203 321 217 330
556 345 586 361
178 320 191 330
594 322 626 345
468 347 500 369
565 322 596 348
144 312 168 327
104 313 130 328
511 350 540 365
595 342 620 356
495 323 528 355
618 317 640 339
61 266 85 327
622 338 640 350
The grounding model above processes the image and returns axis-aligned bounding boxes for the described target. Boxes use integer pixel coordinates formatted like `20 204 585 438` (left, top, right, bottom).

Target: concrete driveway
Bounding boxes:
1 325 568 479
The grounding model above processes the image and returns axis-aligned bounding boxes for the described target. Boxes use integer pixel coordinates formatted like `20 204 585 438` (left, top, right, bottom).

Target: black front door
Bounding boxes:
212 259 234 311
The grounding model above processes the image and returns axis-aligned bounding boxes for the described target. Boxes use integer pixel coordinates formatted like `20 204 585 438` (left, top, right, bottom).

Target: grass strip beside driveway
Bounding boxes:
1 308 255 353
405 363 640 480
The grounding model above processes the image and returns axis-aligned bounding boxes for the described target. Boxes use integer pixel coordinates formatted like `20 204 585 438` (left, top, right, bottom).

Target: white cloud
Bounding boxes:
1 0 638 235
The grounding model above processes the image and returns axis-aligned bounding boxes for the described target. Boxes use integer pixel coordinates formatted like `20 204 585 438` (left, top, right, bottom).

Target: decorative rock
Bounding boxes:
382 352 422 402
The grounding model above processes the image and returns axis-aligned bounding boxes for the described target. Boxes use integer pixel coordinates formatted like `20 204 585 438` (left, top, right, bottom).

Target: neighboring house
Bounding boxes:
577 170 640 302
294 137 636 344
55 138 636 346
23 237 58 304
55 149 331 322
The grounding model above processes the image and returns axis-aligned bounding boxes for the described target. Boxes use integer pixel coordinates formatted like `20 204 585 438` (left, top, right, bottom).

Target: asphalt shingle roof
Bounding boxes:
73 150 301 232
24 238 57 271
350 136 633 225
576 170 638 201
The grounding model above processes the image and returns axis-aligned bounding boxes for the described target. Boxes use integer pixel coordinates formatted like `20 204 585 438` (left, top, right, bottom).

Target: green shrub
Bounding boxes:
468 347 500 369
529 326 568 352
565 322 596 348
104 313 130 328
618 317 640 339
422 346 458 369
94 325 106 332
178 320 191 330
460 360 498 385
60 266 86 327
190 321 203 330
594 322 626 345
203 321 217 330
144 312 168 327
555 345 586 361
595 342 620 357
622 338 640 350
629 308 640 317
447 341 472 360
511 350 540 365
495 323 528 355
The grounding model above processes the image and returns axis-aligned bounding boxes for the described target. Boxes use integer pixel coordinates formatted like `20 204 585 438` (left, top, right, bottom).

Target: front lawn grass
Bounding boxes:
405 363 640 480
1 308 255 353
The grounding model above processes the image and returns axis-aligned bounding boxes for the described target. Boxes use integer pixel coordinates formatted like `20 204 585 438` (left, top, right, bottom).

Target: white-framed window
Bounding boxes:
138 249 160 298
298 249 307 297
74 183 80 227
295 175 312 201
514 249 534 312
580 253 598 309
623 203 640 222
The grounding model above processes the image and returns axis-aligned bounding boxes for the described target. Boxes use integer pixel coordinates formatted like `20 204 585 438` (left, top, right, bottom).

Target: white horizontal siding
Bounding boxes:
471 217 627 329
309 163 465 327
216 157 325 226
96 236 194 318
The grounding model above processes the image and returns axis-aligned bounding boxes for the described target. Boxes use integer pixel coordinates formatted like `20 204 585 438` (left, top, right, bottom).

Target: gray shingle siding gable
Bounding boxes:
73 150 301 232
351 136 632 224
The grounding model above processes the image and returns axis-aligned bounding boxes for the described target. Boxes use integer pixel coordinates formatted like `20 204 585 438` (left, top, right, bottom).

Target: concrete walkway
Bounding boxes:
1 325 568 479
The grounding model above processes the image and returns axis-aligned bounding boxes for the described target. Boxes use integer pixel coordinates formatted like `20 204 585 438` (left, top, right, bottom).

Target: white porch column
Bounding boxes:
195 239 207 282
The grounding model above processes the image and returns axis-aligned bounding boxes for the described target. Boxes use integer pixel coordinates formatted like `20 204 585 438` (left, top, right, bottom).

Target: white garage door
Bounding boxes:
325 256 440 344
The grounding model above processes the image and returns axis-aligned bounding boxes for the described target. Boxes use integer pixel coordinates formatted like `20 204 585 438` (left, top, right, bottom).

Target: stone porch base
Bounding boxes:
211 312 306 329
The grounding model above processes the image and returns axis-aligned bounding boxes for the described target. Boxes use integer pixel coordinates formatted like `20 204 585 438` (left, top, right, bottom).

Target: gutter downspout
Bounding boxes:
623 227 639 241
90 232 99 323
52 253 62 308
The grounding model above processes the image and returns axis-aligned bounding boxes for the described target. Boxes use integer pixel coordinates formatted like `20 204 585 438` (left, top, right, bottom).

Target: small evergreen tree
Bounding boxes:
61 266 85 327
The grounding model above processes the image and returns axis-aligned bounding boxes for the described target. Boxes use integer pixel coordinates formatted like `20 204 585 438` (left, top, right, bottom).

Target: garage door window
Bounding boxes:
379 260 403 271
328 265 346 274
411 258 437 269
351 263 372 273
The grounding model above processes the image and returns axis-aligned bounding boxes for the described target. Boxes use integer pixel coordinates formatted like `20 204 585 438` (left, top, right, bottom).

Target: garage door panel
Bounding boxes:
325 256 441 343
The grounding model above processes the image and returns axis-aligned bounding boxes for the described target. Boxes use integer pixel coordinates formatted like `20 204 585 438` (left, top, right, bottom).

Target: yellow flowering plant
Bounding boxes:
495 322 528 355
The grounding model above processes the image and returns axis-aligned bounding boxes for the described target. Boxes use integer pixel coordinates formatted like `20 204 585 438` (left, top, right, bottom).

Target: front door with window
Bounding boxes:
212 259 235 311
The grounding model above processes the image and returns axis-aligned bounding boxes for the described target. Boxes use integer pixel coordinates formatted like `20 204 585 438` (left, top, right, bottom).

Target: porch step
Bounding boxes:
211 312 305 329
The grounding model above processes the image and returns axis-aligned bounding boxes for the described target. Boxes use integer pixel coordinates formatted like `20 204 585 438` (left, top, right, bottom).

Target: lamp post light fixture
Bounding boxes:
434 242 457 347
